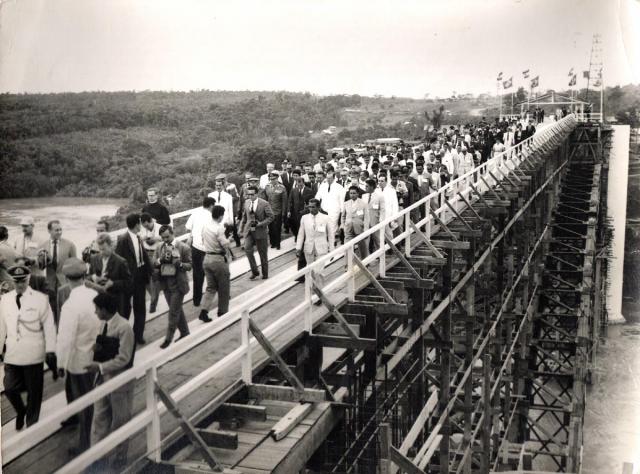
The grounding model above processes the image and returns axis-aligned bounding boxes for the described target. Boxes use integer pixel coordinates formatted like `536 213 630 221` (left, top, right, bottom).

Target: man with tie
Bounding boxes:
287 169 314 241
0 265 57 430
38 220 77 324
208 176 235 230
115 213 151 345
296 199 335 265
314 170 344 244
239 186 274 280
87 233 132 317
362 179 386 252
185 197 216 307
56 258 100 454
84 293 135 470
261 171 288 250
279 159 293 194
342 186 369 258
12 216 44 257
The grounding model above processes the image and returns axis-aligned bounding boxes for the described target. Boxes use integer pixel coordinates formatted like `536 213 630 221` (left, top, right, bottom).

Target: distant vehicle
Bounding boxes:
322 125 338 135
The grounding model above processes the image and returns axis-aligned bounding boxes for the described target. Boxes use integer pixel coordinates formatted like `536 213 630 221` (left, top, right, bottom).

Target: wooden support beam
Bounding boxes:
409 220 445 258
384 235 422 280
430 240 471 250
310 334 376 350
353 254 397 304
271 402 314 441
390 446 426 474
197 429 239 450
247 384 326 403
444 199 475 233
316 322 361 337
248 318 306 392
312 284 360 340
155 382 224 472
213 403 267 422
429 208 460 241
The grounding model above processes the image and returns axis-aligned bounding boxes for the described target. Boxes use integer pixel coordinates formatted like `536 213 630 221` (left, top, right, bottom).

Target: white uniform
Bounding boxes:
315 180 345 231
208 190 235 226
259 173 282 189
0 287 56 365
56 285 100 374
380 185 400 230
296 212 335 263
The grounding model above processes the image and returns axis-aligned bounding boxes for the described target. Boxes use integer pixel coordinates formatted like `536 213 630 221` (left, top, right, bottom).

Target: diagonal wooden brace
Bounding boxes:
312 284 360 340
155 382 224 472
409 220 445 259
352 254 397 304
384 235 422 280
428 208 459 242
248 319 306 392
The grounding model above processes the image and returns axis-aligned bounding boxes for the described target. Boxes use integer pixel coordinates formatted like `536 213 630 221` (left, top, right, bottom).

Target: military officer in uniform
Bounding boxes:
0 265 57 430
261 170 288 250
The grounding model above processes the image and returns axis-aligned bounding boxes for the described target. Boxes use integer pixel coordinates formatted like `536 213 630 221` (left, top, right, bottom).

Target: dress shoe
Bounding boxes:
249 273 260 280
149 304 156 314
176 333 190 342
193 300 201 307
16 411 25 431
160 340 172 349
275 245 281 250
136 338 146 345
262 275 268 280
199 310 212 323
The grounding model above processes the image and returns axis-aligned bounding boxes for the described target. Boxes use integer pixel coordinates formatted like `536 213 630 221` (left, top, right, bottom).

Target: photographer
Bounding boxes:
153 225 192 348
199 205 234 321
87 233 131 318
140 213 161 313
81 220 109 264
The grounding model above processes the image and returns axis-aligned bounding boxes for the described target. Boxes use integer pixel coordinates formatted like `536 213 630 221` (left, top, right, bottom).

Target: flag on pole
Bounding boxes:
530 76 539 88
583 70 590 79
568 67 574 76
568 74 577 86
502 77 513 89
522 69 530 79
497 72 503 81
593 79 602 87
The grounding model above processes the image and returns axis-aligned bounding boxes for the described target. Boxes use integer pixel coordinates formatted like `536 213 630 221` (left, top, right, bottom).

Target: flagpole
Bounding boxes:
497 81 502 120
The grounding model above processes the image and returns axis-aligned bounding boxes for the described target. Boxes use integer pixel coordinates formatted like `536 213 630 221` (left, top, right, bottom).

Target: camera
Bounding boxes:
160 244 175 264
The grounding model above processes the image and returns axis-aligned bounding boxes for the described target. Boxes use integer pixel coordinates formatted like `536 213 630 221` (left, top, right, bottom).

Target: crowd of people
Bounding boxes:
0 115 536 467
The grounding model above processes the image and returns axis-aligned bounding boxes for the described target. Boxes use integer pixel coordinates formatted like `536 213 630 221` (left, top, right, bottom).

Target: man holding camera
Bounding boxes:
240 185 274 280
87 233 131 318
56 258 100 454
153 225 192 348
140 213 162 313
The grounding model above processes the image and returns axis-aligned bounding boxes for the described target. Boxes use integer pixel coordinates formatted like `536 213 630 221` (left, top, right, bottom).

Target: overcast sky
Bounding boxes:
0 0 638 98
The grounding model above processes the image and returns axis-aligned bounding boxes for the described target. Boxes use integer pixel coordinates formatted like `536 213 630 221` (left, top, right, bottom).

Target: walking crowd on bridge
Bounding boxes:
0 114 536 468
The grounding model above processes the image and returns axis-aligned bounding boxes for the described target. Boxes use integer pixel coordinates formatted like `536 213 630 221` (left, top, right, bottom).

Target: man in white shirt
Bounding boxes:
378 174 399 235
259 163 282 189
12 216 43 257
341 186 369 258
208 176 235 228
314 170 344 243
185 196 216 307
56 258 100 454
296 199 335 265
0 264 57 430
362 179 385 252
140 213 161 313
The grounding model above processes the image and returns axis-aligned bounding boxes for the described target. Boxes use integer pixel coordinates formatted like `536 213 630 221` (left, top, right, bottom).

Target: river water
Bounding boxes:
0 197 128 250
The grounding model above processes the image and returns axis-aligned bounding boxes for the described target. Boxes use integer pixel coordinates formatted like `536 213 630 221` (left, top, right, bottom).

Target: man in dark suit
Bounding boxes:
37 220 77 324
87 233 131 317
115 214 151 344
279 160 293 194
287 169 314 242
239 186 274 280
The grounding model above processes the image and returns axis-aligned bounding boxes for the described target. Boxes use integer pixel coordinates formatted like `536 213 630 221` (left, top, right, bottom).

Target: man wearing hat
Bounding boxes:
56 258 100 453
0 264 57 430
260 170 288 250
15 249 49 296
259 163 282 190
12 216 44 257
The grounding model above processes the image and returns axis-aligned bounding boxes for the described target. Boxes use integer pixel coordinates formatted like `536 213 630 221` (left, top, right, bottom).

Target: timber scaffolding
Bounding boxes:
2 115 612 474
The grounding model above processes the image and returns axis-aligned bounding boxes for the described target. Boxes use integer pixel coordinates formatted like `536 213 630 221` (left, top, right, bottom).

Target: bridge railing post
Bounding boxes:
379 226 386 277
145 366 161 463
404 212 411 257
304 273 313 333
347 246 355 301
241 309 252 384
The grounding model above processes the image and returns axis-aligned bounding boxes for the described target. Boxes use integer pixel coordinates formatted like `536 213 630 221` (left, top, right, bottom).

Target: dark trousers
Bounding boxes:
290 213 302 242
163 289 189 341
191 246 205 306
66 372 95 451
244 234 269 277
123 270 147 342
225 222 241 247
4 363 44 427
269 215 283 248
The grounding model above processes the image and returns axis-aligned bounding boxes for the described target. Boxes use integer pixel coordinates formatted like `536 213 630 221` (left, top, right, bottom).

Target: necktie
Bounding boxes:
136 236 144 267
16 293 22 309
102 322 108 336
52 240 58 268
218 192 221 203
328 183 331 193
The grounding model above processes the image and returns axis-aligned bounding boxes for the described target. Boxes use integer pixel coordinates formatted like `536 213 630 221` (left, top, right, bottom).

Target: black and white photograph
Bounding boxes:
0 0 639 472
